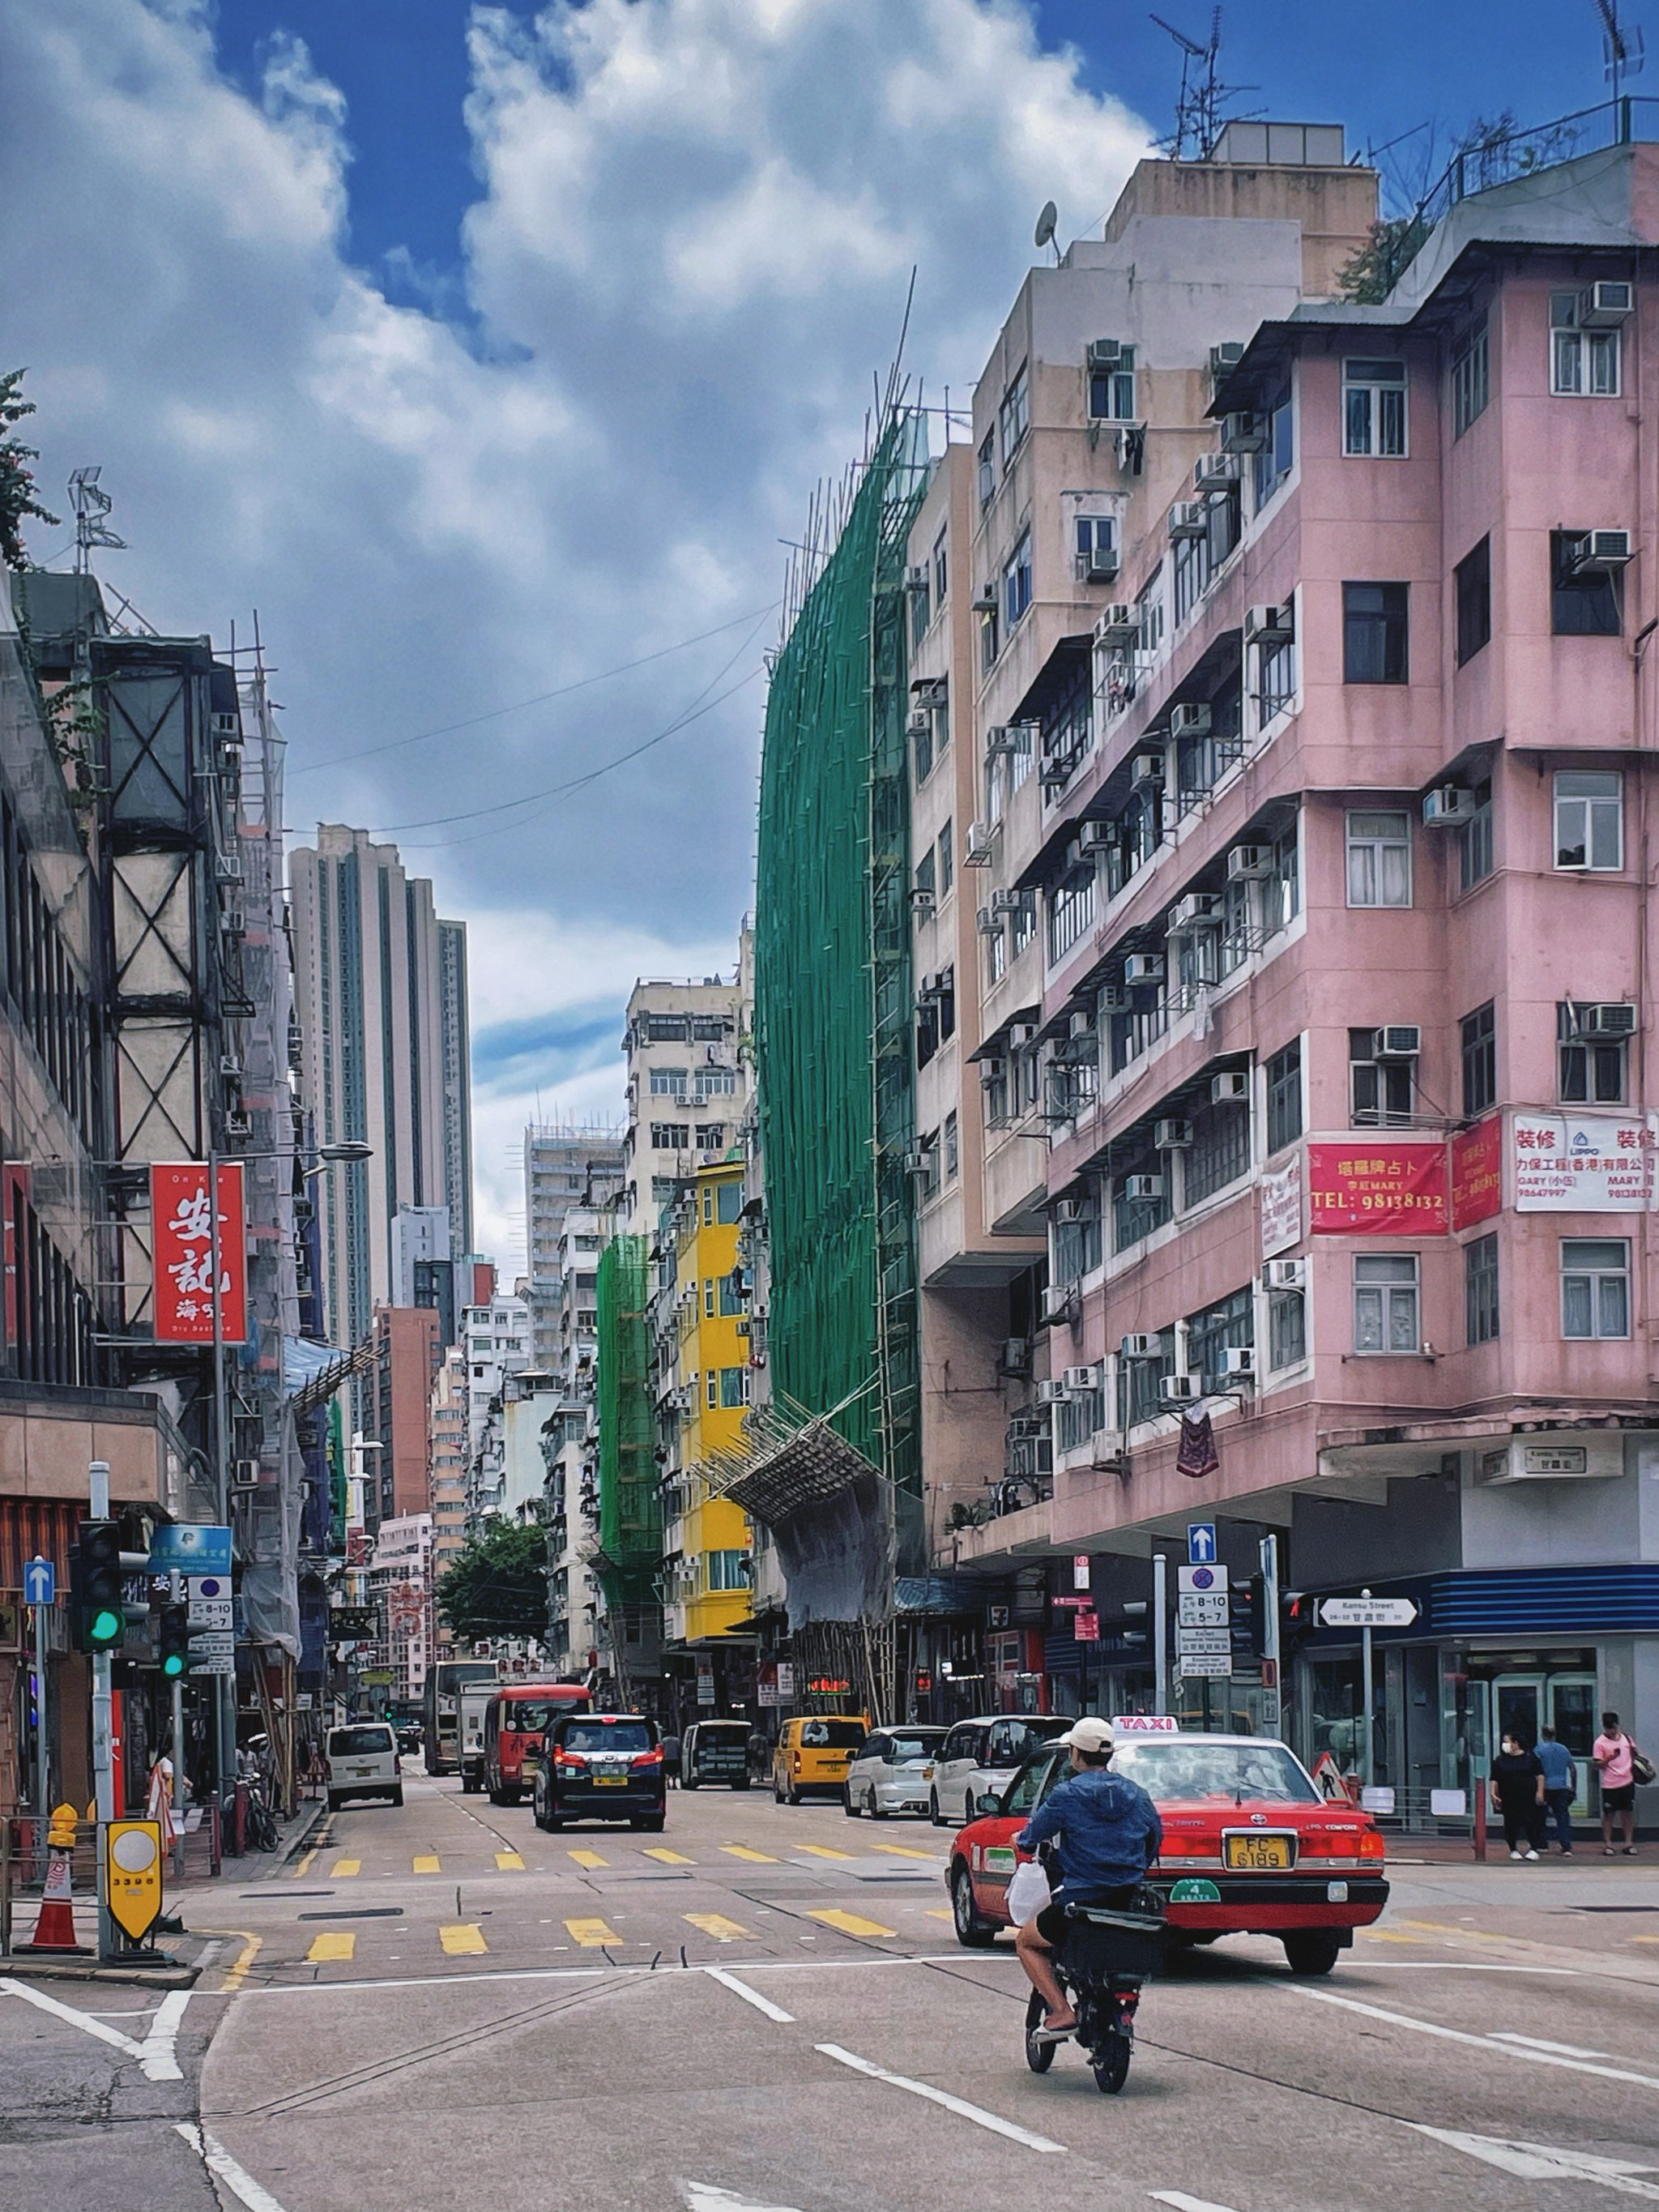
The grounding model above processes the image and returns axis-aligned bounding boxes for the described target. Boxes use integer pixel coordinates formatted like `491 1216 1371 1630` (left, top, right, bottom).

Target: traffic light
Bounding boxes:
1281 1590 1317 1659
1235 1573 1268 1659
72 1520 126 1653
1118 1599 1151 1652
157 1602 191 1679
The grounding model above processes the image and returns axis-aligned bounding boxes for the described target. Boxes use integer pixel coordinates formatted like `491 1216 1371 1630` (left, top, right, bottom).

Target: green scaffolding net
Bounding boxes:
595 1232 659 1612
754 412 928 1571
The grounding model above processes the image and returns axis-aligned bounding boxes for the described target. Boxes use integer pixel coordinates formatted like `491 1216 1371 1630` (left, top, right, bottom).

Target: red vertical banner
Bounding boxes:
1450 1117 1502 1231
151 1163 248 1343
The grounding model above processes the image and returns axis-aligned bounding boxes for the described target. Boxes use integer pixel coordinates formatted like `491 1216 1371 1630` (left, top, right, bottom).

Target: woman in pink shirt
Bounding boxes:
1593 1710 1637 1855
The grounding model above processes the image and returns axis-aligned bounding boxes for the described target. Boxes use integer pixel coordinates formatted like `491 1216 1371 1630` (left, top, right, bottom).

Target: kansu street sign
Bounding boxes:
1319 1596 1418 1629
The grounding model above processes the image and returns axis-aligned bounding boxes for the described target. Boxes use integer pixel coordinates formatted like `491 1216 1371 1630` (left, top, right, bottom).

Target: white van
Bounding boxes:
458 1683 495 1794
326 1722 403 1811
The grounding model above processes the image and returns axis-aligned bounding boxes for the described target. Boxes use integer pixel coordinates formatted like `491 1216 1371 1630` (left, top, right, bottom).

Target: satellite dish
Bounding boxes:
1034 200 1058 250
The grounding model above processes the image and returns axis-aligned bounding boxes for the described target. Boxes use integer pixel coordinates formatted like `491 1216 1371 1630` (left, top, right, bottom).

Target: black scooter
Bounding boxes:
1023 1895 1165 2095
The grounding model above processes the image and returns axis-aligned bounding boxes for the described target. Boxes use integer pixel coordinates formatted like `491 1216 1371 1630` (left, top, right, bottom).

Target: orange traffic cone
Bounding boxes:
23 1804 90 1954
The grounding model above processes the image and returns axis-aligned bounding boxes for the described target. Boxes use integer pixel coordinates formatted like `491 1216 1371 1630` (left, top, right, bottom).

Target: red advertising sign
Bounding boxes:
151 1163 248 1343
1073 1611 1100 1642
1451 1117 1502 1231
1307 1142 1448 1236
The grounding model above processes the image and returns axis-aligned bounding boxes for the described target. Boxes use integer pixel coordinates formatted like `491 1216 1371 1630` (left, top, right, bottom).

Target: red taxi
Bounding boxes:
945 1721 1388 1976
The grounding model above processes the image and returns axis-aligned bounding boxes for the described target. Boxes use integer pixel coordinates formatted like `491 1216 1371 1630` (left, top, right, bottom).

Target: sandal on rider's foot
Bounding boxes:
1031 2018 1077 2043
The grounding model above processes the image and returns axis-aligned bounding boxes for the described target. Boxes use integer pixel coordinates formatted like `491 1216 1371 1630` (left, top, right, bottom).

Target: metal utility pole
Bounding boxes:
1360 1587 1376 1791
209 1148 236 1795
168 1566 186 1877
1152 1552 1169 1716
88 1459 116 1962
1260 1531 1282 1737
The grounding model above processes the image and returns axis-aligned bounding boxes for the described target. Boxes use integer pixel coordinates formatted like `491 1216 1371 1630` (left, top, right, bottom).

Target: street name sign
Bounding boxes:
1319 1597 1418 1628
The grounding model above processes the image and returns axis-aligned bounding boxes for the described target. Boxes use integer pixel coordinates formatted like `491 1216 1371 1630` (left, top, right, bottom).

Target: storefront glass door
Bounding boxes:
1549 1674 1597 1819
1491 1673 1546 1755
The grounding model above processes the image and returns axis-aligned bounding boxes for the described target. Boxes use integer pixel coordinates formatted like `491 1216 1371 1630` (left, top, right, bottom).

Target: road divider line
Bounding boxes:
814 2043 1064 2154
439 1924 488 1956
569 1849 609 1868
923 1909 952 1921
807 1909 897 1939
176 2123 292 2212
565 1916 621 1948
412 1855 441 1874
720 1845 777 1863
685 1913 752 1943
305 1932 356 1964
1289 1986 1659 2090
137 1989 190 2082
644 1846 694 1864
495 1851 526 1871
1491 2031 1610 2057
330 1858 360 1878
795 1845 853 1861
869 1844 936 1860
705 1967 794 2022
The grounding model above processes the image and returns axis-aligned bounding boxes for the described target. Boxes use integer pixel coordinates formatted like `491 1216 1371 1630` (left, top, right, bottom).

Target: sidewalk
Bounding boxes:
1382 1829 1648 1864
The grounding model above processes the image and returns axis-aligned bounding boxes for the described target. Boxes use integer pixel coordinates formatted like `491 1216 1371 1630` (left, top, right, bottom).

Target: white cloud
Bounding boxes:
0 0 1149 1262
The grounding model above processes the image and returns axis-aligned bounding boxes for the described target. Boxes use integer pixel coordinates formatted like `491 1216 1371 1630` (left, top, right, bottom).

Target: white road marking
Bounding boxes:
1491 2031 1610 2057
704 1968 795 2023
1410 2124 1659 2197
137 1990 190 2081
0 1975 183 2076
222 1952 996 1998
1289 1987 1659 2091
1151 2194 1249 2212
175 2124 292 2212
683 2184 805 2212
1357 1962 1577 1975
814 2043 1064 2154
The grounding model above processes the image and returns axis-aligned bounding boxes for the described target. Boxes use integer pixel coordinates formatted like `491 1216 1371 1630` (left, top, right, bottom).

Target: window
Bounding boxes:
910 574 930 648
1088 345 1137 421
707 1548 748 1591
1047 866 1096 963
695 1124 726 1147
1266 1040 1303 1153
1551 291 1619 396
703 1186 715 1223
1551 529 1623 636
706 1369 717 1409
1183 1095 1251 1207
1004 531 1033 629
1455 536 1491 665
1465 1233 1499 1346
1136 567 1166 658
1354 1253 1419 1353
1350 1027 1414 1125
1186 1287 1254 1392
1117 1328 1176 1424
1173 528 1211 626
1112 1157 1172 1253
979 596 1000 672
1346 810 1412 907
1554 771 1623 870
696 1066 737 1098
650 1121 689 1151
932 528 948 606
704 1277 715 1317
1268 1287 1306 1370
1461 1001 1495 1117
1053 1198 1102 1283
1563 1238 1630 1338
937 822 953 899
1459 779 1494 890
1258 634 1295 720
719 1365 749 1408
1452 318 1489 437
999 366 1030 463
912 706 933 786
1074 514 1117 576
1343 583 1409 684
650 1066 688 1095
1559 1003 1629 1104
914 848 935 904
977 429 996 508
943 1109 959 1181
1343 359 1408 456
1253 380 1294 509
716 1180 743 1224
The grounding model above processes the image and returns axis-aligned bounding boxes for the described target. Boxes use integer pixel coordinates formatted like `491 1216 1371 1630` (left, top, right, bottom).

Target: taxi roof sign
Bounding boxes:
1111 1714 1179 1732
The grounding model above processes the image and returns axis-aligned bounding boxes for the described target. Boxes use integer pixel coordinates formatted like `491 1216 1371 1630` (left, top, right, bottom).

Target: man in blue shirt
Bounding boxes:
1536 1726 1577 1856
1013 1717 1162 2037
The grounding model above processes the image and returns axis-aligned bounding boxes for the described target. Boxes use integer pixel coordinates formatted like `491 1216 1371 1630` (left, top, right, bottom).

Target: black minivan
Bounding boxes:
533 1711 666 1830
681 1719 753 1790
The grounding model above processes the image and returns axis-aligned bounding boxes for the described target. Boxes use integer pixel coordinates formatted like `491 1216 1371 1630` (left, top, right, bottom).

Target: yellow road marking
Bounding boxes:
291 1847 318 1878
200 1929 262 1991
924 1908 953 1921
795 1844 853 1861
412 1854 441 1873
331 1857 360 1877
440 1924 488 1955
870 1843 936 1860
808 1907 897 1939
565 1916 621 1947
685 1913 751 1942
569 1849 608 1868
1362 1928 1427 1944
306 1932 355 1963
643 1846 693 1864
720 1844 777 1863
495 1851 526 1871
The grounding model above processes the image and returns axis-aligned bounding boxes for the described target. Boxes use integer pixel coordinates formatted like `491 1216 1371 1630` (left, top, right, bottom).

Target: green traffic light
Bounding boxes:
90 1608 123 1646
161 1653 186 1677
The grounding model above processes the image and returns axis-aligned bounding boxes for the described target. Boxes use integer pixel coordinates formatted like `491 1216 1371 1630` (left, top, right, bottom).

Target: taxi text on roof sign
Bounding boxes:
1111 1714 1179 1732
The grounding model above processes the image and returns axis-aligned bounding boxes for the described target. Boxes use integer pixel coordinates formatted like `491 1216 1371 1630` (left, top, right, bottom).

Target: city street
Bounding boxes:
7 1768 1659 2212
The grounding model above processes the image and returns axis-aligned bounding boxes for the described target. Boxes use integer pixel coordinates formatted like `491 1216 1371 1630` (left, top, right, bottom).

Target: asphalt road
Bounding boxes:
6 1766 1659 2211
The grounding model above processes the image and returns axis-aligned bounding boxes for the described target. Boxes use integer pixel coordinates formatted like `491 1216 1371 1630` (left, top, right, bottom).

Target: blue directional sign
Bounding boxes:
1187 1522 1218 1565
23 1557 55 1606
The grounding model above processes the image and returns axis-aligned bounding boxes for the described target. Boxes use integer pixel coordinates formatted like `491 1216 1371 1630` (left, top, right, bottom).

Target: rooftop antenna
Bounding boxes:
1150 7 1258 161
67 467 126 574
1034 199 1061 266
1597 0 1645 101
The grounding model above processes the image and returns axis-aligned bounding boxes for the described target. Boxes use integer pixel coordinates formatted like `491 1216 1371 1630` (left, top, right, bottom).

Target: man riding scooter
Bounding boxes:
1013 1717 1162 2039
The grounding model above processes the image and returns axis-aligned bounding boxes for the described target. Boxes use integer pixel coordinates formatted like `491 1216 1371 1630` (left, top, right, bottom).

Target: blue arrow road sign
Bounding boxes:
23 1557 55 1605
1188 1522 1218 1565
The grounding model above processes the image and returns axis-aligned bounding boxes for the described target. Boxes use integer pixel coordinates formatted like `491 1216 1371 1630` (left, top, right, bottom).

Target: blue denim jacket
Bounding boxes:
1015 1766 1163 1900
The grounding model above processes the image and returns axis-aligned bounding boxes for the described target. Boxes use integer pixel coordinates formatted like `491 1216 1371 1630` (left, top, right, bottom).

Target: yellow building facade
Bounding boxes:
668 1162 753 1644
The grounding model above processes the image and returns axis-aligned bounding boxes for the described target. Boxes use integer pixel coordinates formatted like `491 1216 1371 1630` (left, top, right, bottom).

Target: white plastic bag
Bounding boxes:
1005 1858 1052 1926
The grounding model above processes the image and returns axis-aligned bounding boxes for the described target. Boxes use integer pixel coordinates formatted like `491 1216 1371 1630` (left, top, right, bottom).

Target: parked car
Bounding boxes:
533 1711 666 1830
927 1714 1068 1826
945 1727 1388 1977
681 1719 753 1789
325 1723 403 1811
773 1715 867 1804
843 1726 949 1818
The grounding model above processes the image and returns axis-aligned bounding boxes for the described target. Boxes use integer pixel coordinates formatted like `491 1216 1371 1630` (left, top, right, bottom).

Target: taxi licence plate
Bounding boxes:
594 1774 629 1787
1222 1832 1294 1871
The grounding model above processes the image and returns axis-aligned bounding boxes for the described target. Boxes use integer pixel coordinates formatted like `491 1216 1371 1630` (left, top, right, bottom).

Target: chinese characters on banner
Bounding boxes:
150 1163 248 1343
1307 1142 1448 1235
1450 1117 1502 1231
1260 1155 1303 1256
1512 1114 1653 1211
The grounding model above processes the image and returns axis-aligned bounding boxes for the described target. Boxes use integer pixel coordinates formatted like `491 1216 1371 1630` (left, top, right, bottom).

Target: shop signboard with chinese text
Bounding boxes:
1512 1114 1653 1211
1450 1117 1502 1230
1307 1142 1448 1235
1260 1155 1303 1257
151 1163 248 1342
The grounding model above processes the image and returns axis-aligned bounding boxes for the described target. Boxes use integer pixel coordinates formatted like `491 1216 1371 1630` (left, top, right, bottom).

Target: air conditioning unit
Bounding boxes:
1095 603 1138 638
1422 785 1476 829
1068 1009 1095 1040
1009 1022 1038 1047
976 906 1002 936
1121 1334 1161 1360
1245 602 1294 646
1227 843 1272 879
221 906 245 933
917 972 942 999
1211 1071 1249 1104
1078 544 1120 583
1170 701 1213 740
1571 528 1634 571
985 724 1020 756
1209 340 1246 380
1123 1173 1164 1202
1169 892 1223 933
908 709 932 737
910 888 936 916
1222 411 1268 454
1154 1117 1192 1150
1063 1365 1102 1393
219 1053 243 1078
1076 821 1112 856
1263 1257 1307 1292
1221 1347 1256 1380
1034 1378 1067 1407
1130 751 1165 788
904 1147 937 1176
1582 1002 1637 1037
991 887 1029 913
225 1110 252 1138
906 564 930 591
1580 280 1634 326
1194 451 1240 492
1040 1284 1077 1323
1053 1195 1090 1223
979 1057 1006 1086
1000 1337 1031 1373
1098 987 1132 1014
1375 1025 1422 1059
1087 338 1123 368
231 1458 260 1490
965 822 996 864
1124 954 1165 986
1168 501 1209 540
1161 1373 1201 1405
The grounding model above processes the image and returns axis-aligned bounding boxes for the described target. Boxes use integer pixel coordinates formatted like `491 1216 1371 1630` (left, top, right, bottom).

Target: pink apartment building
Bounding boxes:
915 122 1657 1824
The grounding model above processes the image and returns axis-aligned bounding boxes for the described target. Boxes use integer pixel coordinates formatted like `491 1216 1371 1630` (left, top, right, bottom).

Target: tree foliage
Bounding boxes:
434 1518 548 1642
0 370 59 569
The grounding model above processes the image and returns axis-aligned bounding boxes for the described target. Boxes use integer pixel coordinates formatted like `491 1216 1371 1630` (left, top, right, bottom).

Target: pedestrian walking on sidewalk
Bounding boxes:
1536 1727 1577 1855
1490 1733 1545 1860
1593 1712 1641 1855
661 1732 682 1788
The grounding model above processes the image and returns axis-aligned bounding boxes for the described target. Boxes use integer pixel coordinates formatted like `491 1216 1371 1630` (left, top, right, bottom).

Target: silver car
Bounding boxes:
926 1714 1068 1826
842 1727 949 1819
